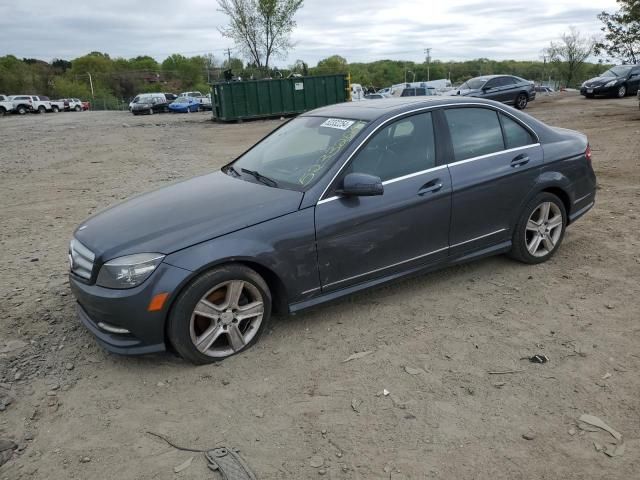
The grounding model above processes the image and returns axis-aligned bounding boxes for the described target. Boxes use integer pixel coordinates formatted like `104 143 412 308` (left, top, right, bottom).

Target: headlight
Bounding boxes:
96 253 165 289
604 80 617 88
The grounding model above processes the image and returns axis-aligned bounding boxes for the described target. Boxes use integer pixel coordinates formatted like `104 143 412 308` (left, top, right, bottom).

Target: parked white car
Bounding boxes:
10 95 52 114
0 94 14 115
179 91 212 110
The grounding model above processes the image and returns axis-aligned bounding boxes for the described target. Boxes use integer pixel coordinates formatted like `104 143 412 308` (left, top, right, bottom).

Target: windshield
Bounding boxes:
228 116 367 191
460 78 487 89
175 96 189 103
601 65 633 77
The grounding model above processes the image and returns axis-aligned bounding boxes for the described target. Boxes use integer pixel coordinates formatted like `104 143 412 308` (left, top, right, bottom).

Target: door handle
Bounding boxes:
418 179 443 195
510 154 530 167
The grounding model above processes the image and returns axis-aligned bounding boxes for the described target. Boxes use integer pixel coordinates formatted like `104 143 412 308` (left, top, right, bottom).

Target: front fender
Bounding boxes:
163 207 319 305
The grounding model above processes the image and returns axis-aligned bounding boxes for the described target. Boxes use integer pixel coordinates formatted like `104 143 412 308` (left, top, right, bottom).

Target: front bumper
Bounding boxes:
69 262 193 355
580 84 618 96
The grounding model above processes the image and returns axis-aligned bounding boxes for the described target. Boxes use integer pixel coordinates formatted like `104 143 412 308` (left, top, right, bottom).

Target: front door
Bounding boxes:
315 112 451 291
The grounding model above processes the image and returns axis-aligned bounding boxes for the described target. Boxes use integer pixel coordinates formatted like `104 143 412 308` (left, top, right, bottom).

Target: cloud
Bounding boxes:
0 0 619 65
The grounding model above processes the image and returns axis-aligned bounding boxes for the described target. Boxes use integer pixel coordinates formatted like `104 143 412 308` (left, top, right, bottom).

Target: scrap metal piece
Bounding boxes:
205 447 257 480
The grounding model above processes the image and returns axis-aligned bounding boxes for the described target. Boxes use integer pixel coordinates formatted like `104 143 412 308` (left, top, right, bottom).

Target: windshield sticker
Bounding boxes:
321 118 356 130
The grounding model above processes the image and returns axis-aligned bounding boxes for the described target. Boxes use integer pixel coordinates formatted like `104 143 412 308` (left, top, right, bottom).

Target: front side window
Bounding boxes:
445 108 504 161
343 112 436 182
230 116 367 191
500 114 535 149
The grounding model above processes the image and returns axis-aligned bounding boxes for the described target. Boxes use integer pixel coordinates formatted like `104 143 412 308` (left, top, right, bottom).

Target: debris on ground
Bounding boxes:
604 443 625 457
206 448 257 479
578 414 622 441
174 456 193 473
342 351 373 363
404 366 423 375
351 398 362 413
601 372 612 380
309 455 324 468
488 369 524 375
528 354 549 364
0 439 17 467
522 432 536 440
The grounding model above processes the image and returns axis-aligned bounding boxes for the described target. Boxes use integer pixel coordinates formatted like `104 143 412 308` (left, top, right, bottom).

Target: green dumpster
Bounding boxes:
212 74 349 122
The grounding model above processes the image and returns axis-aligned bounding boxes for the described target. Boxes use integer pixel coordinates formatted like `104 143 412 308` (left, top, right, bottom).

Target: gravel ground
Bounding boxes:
1 93 639 479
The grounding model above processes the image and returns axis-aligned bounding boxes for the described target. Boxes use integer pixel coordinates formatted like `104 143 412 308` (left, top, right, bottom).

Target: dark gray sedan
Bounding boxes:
69 97 596 363
456 75 536 109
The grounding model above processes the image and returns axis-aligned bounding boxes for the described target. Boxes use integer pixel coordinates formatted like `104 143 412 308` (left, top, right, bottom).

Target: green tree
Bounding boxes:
595 0 640 63
312 55 348 75
217 0 304 70
545 27 595 87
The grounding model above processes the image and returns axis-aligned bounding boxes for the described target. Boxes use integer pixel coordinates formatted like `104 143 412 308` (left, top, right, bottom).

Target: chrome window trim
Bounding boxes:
447 143 541 167
450 228 507 248
316 102 540 203
323 245 449 288
317 164 448 205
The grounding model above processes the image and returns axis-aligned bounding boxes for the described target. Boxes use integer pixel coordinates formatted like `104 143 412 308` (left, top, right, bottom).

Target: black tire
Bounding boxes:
37 106 46 114
167 264 272 364
514 92 528 110
52 106 59 113
74 105 81 112
616 84 627 98
17 105 27 115
509 192 567 264
0 106 5 117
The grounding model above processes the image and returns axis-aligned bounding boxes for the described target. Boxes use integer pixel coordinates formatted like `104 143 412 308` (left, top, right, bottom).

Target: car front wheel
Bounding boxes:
509 192 567 264
515 93 528 109
167 264 272 364
616 85 627 98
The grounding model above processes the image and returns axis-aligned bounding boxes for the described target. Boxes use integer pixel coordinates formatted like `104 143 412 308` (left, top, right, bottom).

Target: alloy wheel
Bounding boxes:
525 202 563 257
617 85 626 98
189 280 265 358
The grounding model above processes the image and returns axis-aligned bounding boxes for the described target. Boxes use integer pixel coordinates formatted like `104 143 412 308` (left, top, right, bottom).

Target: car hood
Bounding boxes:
74 171 304 262
584 76 618 85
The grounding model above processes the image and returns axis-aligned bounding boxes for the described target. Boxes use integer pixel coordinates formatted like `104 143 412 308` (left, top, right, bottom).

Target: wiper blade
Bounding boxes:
225 165 241 177
240 168 278 187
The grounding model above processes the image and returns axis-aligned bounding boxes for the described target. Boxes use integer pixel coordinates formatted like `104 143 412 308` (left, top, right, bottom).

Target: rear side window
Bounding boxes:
444 108 504 161
500 114 535 149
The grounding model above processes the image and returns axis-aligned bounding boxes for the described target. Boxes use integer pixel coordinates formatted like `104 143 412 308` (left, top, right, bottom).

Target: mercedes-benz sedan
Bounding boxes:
69 97 596 364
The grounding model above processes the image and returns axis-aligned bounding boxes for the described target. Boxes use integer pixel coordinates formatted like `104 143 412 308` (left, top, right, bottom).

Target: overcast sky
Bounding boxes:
0 0 619 65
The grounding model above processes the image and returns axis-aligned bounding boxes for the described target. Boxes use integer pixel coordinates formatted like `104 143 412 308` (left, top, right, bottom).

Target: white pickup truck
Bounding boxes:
0 94 13 116
10 95 52 114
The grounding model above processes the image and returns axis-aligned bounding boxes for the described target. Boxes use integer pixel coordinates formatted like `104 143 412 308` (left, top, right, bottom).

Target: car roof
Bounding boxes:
303 96 505 122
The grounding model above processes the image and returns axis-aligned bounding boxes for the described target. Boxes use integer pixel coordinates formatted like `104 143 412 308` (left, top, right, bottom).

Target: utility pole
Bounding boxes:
87 72 94 99
226 48 232 65
424 48 432 81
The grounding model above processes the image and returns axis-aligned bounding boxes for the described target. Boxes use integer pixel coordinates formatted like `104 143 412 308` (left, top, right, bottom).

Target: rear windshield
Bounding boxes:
228 116 367 191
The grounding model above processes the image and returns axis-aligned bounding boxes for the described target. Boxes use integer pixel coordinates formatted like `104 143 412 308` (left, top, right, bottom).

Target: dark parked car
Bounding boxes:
580 64 640 98
400 87 434 97
130 93 171 115
456 75 535 109
69 97 596 363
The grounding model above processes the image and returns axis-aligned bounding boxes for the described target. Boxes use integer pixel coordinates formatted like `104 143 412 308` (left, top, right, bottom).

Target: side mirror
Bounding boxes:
337 173 383 197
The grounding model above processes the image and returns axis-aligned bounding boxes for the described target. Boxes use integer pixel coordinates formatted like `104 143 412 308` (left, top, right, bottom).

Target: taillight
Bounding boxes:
585 144 592 163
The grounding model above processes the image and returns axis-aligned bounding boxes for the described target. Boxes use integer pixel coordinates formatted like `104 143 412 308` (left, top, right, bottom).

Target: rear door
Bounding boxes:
629 66 640 94
443 106 543 254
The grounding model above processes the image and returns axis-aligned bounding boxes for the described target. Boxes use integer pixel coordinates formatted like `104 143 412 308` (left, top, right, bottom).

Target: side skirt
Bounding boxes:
288 240 512 314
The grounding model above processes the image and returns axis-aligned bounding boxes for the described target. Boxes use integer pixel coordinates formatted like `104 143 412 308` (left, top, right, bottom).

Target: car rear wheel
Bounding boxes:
37 106 46 114
509 192 567 264
515 93 528 110
167 264 272 364
616 84 627 98
74 105 81 112
52 106 59 113
0 106 5 116
17 106 27 115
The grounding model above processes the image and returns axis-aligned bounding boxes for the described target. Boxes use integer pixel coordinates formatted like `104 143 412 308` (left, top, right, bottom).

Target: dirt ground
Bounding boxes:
1 93 639 480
